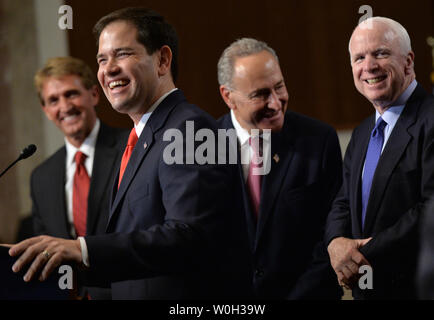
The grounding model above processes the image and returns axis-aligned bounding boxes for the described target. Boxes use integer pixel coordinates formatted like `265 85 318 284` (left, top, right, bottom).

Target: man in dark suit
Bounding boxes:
30 57 127 299
217 38 343 299
325 17 434 299
9 8 248 299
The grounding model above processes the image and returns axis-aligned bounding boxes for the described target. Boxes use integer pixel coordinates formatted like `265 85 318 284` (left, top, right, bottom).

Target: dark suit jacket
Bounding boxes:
84 90 250 300
218 111 343 299
325 84 434 299
418 199 434 299
31 122 128 299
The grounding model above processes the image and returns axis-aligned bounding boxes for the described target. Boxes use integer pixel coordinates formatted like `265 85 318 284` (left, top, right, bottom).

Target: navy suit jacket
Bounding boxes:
325 84 434 299
31 122 128 298
218 111 343 299
85 90 250 299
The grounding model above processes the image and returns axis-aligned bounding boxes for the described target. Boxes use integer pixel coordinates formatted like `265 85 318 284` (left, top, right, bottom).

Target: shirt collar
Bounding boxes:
230 110 271 146
65 118 100 166
135 88 178 137
375 79 417 125
230 110 250 146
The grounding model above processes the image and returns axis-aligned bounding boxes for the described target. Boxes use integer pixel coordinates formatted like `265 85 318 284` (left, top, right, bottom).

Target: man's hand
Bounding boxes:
8 236 82 282
327 237 372 289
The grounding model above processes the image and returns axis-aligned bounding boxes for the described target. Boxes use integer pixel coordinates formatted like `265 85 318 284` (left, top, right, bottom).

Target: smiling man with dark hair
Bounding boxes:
9 8 249 300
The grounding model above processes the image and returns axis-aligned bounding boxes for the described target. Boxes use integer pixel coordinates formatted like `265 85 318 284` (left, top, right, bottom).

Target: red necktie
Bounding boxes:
246 136 263 219
73 151 90 237
118 128 138 188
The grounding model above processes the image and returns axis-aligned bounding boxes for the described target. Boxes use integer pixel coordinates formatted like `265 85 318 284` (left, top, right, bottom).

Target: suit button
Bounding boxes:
255 268 264 277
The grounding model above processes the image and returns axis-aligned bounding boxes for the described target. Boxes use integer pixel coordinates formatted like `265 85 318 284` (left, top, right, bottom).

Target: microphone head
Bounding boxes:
20 144 37 160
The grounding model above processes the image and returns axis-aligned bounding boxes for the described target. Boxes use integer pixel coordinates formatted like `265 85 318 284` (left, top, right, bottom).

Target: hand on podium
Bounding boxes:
7 235 82 282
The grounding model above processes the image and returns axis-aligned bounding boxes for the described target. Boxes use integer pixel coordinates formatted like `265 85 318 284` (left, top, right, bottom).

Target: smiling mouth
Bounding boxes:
60 110 81 123
365 75 387 84
108 79 130 90
262 110 282 121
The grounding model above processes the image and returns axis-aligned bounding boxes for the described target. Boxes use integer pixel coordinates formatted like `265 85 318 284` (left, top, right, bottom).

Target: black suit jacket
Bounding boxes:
418 199 434 299
325 84 434 299
218 111 343 299
84 90 250 299
31 122 128 299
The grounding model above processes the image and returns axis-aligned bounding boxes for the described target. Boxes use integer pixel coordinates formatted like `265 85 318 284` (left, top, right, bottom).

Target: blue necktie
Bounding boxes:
361 117 387 229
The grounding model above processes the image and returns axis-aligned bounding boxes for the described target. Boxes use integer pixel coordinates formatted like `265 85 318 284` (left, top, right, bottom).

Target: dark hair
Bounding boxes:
93 7 178 82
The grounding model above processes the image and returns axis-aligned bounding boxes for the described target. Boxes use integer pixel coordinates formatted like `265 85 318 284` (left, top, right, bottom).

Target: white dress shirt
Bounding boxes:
230 110 271 181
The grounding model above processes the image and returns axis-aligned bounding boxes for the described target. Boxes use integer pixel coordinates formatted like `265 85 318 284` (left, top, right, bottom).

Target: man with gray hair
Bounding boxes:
217 37 343 299
325 17 434 299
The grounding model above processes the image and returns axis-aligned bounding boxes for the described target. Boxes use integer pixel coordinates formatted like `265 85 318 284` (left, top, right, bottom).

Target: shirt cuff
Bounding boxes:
78 236 90 267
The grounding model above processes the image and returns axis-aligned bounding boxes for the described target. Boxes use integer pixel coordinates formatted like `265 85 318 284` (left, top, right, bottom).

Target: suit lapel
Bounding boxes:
87 124 120 235
107 90 185 227
50 148 70 237
220 114 256 251
109 124 154 223
362 86 422 235
255 118 294 251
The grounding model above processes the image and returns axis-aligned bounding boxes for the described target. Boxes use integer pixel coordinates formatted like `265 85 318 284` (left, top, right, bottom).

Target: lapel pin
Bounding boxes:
143 142 148 149
273 154 280 163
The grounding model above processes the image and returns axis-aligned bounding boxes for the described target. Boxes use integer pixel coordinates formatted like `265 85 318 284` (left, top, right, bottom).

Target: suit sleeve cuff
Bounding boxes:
78 236 90 267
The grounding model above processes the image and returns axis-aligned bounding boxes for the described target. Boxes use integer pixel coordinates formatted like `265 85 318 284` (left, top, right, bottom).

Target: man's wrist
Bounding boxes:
78 237 90 268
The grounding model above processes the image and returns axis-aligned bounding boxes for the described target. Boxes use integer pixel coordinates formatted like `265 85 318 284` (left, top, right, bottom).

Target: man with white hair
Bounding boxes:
325 17 434 299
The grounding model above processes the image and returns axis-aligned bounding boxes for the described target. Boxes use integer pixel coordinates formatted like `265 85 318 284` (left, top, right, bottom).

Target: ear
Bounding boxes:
157 45 172 77
404 51 415 75
219 85 236 111
89 84 100 106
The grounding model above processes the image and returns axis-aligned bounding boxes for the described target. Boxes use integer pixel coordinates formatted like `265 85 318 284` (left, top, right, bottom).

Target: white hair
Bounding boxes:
217 38 278 88
349 16 412 56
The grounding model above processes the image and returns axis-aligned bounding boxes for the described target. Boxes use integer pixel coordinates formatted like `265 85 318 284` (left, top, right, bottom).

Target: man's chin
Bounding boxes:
257 122 283 133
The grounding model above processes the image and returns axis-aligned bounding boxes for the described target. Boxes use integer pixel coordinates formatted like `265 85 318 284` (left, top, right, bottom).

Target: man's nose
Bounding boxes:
364 55 379 72
267 91 281 110
104 58 121 76
58 96 72 112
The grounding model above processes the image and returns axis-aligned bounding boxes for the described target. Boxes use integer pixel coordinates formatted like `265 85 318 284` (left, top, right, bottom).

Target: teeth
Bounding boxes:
109 80 128 89
63 115 78 122
366 77 384 84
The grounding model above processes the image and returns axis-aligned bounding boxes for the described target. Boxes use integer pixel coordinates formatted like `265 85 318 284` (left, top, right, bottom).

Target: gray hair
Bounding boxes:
349 16 412 56
217 38 278 88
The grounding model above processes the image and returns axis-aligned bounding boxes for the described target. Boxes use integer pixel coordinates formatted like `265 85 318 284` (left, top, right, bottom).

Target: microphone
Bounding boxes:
0 144 37 178
18 144 37 160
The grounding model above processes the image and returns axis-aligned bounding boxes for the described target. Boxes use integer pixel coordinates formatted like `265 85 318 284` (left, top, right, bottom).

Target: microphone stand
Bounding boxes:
0 158 21 178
